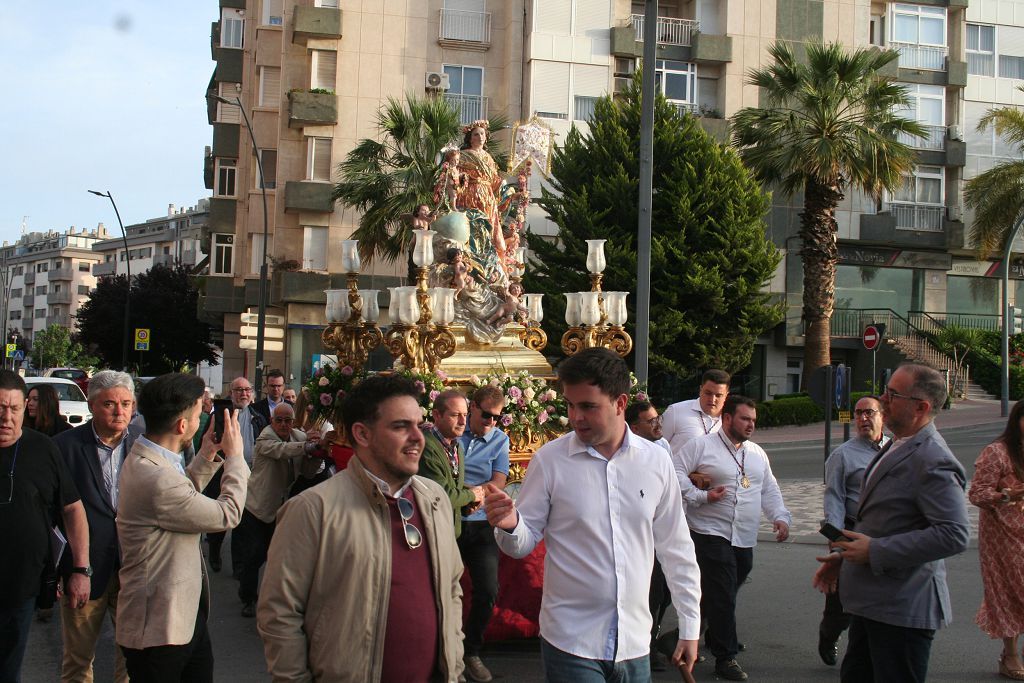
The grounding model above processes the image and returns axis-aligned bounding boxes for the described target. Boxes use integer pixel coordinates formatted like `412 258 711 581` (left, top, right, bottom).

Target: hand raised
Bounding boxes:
218 408 243 460
483 483 517 530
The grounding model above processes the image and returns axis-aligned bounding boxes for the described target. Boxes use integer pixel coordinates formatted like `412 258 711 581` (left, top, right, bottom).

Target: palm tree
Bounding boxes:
333 95 506 266
964 86 1024 257
732 41 925 387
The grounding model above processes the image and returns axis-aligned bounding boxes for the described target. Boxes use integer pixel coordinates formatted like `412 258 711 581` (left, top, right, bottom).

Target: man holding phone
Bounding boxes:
816 395 888 666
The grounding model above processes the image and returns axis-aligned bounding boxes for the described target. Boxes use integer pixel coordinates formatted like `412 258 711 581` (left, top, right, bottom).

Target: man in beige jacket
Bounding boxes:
258 374 465 682
115 373 250 682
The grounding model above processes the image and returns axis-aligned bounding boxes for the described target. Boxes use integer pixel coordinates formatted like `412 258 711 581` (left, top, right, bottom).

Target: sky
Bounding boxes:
1 3 216 245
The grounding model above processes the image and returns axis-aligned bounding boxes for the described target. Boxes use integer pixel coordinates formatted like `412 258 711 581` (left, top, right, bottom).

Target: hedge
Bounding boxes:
755 391 871 428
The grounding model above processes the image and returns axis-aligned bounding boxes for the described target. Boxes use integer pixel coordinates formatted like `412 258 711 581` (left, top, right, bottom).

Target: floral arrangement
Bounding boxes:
302 363 365 426
470 370 566 438
393 365 447 420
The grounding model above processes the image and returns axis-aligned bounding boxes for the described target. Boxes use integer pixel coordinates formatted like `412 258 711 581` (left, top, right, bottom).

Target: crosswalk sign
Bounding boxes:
12 351 24 361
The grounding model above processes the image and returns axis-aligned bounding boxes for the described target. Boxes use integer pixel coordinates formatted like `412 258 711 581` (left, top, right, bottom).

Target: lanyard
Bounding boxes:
4 438 20 476
696 409 718 435
718 432 750 488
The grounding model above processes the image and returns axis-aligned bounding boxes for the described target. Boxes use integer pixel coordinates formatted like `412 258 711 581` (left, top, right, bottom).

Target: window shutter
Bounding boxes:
535 1 571 34
303 227 329 271
312 51 337 90
310 138 332 181
265 0 284 25
260 67 281 106
574 0 609 34
532 61 570 117
444 0 485 10
572 63 607 97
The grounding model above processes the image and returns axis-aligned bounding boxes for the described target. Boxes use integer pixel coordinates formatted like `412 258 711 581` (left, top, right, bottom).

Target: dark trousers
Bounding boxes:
840 616 934 683
0 598 35 683
690 531 753 662
457 520 500 657
820 585 850 642
121 606 213 683
202 469 226 566
648 559 672 647
235 510 275 604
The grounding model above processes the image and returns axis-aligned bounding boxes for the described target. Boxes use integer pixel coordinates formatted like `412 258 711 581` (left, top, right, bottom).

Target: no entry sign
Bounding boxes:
863 324 882 350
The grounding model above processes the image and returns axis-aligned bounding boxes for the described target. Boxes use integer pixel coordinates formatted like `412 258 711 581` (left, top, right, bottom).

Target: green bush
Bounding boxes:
755 391 872 427
966 345 1024 401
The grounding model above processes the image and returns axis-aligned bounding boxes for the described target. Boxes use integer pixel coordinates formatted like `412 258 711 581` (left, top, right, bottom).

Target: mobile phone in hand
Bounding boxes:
819 522 851 543
212 399 233 442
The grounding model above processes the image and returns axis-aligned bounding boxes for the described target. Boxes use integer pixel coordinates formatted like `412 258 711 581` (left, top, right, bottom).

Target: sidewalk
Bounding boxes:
755 397 1005 444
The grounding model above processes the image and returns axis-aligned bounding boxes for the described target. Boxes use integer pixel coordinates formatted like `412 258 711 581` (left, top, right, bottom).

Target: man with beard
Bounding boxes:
674 395 791 681
816 395 889 666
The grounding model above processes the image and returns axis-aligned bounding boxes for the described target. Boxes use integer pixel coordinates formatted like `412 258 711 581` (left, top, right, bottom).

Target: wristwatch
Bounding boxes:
71 566 93 577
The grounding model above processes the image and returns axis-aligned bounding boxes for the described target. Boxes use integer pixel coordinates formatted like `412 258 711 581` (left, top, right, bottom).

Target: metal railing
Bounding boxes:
670 101 699 117
891 42 948 71
630 14 698 46
898 124 945 150
909 310 1003 333
444 93 488 125
439 8 491 44
890 203 944 232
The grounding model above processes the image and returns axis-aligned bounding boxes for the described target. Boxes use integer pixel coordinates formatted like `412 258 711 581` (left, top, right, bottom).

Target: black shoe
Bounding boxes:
715 659 748 681
241 602 256 618
649 650 668 672
818 632 839 666
737 641 746 652
209 555 222 573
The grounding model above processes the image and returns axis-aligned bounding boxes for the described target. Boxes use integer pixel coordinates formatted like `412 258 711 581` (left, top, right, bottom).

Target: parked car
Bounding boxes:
43 367 91 395
24 377 91 426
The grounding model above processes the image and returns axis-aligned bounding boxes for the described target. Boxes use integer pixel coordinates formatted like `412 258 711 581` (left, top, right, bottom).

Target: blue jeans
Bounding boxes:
0 598 35 683
840 615 935 683
540 638 651 683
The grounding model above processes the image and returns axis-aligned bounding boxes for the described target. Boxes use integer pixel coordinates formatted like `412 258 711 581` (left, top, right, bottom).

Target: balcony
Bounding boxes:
892 42 947 71
891 203 945 232
669 101 699 117
47 314 70 328
293 6 343 44
24 271 35 285
182 249 199 266
444 93 488 126
153 254 177 268
284 181 335 213
630 14 698 47
438 9 491 50
46 291 72 305
288 90 338 128
93 261 117 277
898 125 945 151
48 266 74 281
22 295 34 308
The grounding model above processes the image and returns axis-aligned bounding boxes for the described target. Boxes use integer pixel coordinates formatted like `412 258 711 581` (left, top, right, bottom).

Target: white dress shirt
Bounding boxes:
495 428 702 661
663 398 722 452
673 432 791 548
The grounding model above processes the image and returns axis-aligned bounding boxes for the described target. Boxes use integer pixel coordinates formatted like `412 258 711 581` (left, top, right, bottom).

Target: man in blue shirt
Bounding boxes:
457 385 510 683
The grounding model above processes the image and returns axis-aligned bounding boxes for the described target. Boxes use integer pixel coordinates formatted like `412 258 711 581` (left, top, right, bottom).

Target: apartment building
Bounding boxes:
0 227 106 342
203 0 1024 397
91 200 207 278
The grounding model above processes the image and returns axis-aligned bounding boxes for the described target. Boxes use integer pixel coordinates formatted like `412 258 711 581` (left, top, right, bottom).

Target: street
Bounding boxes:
20 414 1005 681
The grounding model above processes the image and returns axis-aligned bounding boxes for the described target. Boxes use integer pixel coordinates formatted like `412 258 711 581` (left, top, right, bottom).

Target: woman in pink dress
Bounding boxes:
970 399 1024 680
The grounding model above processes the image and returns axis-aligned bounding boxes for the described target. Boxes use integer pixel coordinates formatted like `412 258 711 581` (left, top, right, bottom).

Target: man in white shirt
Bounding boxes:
484 348 701 681
674 395 791 681
662 369 730 452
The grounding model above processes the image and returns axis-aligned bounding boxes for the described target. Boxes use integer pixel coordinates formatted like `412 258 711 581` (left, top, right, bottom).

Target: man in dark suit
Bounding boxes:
250 369 286 425
813 364 970 683
55 370 140 683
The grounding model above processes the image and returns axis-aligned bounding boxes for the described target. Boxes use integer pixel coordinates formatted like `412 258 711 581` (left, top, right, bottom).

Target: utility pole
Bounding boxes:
635 0 658 385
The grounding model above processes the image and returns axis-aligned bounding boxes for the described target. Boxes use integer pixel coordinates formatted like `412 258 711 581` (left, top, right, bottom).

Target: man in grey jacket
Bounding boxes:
813 364 970 682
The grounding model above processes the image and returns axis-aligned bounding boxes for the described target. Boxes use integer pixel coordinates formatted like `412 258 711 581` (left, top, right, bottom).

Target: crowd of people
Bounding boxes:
0 352 1021 682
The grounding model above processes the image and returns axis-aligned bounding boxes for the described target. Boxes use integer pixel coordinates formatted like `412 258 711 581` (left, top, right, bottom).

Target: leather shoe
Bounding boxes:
715 658 748 681
818 632 838 666
241 602 256 618
463 655 492 682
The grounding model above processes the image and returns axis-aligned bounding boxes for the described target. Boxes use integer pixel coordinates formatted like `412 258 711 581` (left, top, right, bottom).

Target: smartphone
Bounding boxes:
819 522 851 543
212 399 233 442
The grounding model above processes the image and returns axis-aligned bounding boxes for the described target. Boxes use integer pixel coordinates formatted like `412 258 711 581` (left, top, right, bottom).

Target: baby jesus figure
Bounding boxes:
411 203 433 231
434 149 466 209
486 282 528 327
446 247 472 298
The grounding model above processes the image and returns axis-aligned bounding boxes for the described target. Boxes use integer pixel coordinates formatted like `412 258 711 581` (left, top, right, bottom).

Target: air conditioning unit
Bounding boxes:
425 72 451 91
948 124 963 141
948 205 963 221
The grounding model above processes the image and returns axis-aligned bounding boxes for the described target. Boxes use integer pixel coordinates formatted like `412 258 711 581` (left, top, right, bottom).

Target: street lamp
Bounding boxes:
88 190 131 372
210 93 270 398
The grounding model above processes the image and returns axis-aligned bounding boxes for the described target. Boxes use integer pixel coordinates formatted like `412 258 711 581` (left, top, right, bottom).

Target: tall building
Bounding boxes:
202 0 1022 397
0 227 106 343
91 200 207 279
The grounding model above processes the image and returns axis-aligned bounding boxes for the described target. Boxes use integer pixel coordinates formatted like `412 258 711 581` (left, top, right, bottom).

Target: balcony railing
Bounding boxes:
669 101 699 117
898 124 946 150
439 8 491 44
47 314 70 327
890 203 945 231
93 261 117 277
48 266 74 281
631 14 698 47
891 42 948 71
444 93 488 126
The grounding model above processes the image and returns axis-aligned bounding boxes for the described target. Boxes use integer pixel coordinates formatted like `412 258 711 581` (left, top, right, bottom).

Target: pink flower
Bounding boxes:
336 389 346 399
429 389 440 401
318 376 330 387
537 411 549 425
635 391 648 402
319 393 333 406
415 380 426 393
508 386 522 400
500 414 513 427
517 398 526 408
436 370 448 381
340 365 354 376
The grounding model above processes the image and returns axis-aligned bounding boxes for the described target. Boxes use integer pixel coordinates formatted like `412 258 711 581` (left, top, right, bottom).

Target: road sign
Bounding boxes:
5 344 15 358
239 326 285 339
835 363 846 409
239 339 284 352
12 351 24 361
838 410 851 424
134 328 150 344
863 324 882 350
135 342 150 351
241 312 285 327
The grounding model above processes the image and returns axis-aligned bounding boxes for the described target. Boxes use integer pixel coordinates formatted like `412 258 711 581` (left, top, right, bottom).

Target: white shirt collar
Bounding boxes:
363 468 413 499
138 435 186 475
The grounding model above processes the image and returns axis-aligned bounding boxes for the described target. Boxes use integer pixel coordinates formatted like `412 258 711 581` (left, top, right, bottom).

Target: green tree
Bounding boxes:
77 265 218 374
332 95 507 266
28 325 98 370
731 42 924 387
525 76 783 382
964 86 1024 257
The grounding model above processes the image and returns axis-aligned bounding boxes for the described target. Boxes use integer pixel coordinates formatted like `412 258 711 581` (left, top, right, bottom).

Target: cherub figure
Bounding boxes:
486 281 528 326
410 203 433 231
434 149 466 209
446 247 472 298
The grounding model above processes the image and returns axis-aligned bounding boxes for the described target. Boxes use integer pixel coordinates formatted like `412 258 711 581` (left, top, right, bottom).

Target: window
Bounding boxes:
263 0 284 26
35 309 45 319
256 149 277 190
36 263 48 273
892 165 944 231
212 234 234 276
217 83 242 124
221 9 244 49
303 227 329 271
10 289 21 299
77 285 90 295
77 262 90 272
13 266 22 276
315 0 339 6
35 286 46 295
890 4 946 70
441 0 489 43
1001 55 1024 80
9 311 20 320
52 284 61 293
311 50 337 91
869 14 885 46
308 137 332 181
215 159 237 198
250 233 272 275
259 67 281 107
443 64 485 124
898 84 944 149
656 60 697 114
574 96 598 121
967 24 995 76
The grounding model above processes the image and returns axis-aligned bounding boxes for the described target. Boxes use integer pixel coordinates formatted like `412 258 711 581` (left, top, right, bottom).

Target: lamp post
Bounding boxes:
210 93 270 397
88 190 131 372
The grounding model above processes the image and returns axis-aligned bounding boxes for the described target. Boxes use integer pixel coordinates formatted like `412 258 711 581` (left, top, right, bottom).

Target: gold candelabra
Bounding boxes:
383 265 456 372
321 272 384 369
560 240 633 358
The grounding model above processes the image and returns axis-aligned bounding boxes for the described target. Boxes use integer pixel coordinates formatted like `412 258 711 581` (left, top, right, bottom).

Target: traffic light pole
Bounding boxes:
1001 213 1024 417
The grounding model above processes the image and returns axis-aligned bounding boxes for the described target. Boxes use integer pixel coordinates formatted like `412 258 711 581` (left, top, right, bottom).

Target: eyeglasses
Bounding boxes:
883 386 925 403
853 408 879 418
645 416 663 428
396 497 423 550
476 408 502 422
232 387 253 394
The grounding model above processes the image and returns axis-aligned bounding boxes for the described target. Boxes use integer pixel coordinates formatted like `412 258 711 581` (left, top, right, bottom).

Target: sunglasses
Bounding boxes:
476 408 502 422
396 497 423 550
